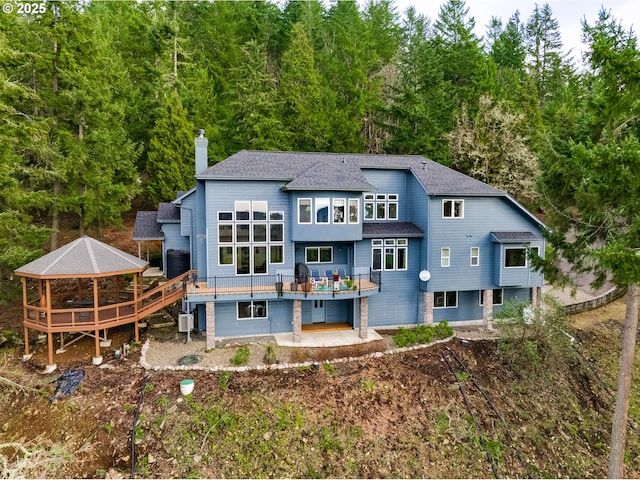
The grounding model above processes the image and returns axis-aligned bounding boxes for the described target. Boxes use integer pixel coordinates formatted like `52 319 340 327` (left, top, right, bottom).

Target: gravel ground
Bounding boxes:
142 326 498 370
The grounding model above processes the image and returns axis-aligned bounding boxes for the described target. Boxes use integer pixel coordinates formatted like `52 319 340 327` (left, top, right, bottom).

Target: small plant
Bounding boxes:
263 343 278 364
102 422 113 435
123 403 134 413
360 378 375 392
143 382 154 394
230 346 250 366
434 321 454 339
455 371 470 381
219 371 231 391
157 396 170 408
323 362 335 374
95 468 106 478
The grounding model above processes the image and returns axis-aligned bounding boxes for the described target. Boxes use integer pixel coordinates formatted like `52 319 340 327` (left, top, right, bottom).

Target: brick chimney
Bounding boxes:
194 129 208 175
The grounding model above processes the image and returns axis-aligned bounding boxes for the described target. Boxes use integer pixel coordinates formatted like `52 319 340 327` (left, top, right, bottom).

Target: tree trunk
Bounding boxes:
608 283 639 478
50 181 62 251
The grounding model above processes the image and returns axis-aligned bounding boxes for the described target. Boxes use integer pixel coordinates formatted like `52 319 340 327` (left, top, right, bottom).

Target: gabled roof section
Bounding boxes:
133 211 163 241
491 231 540 243
173 188 195 205
197 150 502 196
283 160 375 191
363 222 424 238
15 236 148 279
157 202 180 223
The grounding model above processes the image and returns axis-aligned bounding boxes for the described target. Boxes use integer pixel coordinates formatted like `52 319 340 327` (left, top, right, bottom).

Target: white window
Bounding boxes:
221 201 284 273
270 245 284 264
237 301 267 319
470 247 480 266
298 198 311 224
480 289 503 306
434 291 457 308
368 193 399 220
442 199 464 218
333 199 345 224
306 246 333 264
316 198 330 223
348 199 359 224
441 247 451 267
505 248 527 267
252 201 267 221
219 246 233 265
364 194 375 220
235 201 250 221
371 238 408 271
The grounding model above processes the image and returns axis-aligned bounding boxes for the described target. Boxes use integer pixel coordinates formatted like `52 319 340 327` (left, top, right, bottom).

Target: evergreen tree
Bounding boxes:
279 22 328 151
145 91 195 203
538 11 640 476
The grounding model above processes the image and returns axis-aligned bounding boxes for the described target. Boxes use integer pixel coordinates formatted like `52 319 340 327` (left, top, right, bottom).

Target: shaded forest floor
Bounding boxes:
1 215 639 478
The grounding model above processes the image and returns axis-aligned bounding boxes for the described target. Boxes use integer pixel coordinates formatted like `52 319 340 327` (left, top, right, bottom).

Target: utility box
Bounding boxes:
178 313 194 332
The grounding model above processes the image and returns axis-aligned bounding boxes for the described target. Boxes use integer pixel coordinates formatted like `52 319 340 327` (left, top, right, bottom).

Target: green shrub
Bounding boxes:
393 322 452 347
219 371 232 391
434 321 454 339
230 346 250 366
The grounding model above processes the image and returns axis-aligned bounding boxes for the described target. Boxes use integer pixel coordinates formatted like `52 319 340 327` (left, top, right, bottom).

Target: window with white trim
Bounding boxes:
470 247 480 266
306 246 333 263
434 291 457 308
316 198 330 223
441 247 451 267
442 199 464 218
237 301 267 319
348 198 359 223
298 198 311 224
364 193 399 220
219 202 284 271
505 247 527 267
333 198 345 224
371 238 408 271
480 289 503 306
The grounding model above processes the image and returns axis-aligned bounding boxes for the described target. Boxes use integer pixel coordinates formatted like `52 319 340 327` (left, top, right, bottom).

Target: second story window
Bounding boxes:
442 199 464 218
364 193 398 220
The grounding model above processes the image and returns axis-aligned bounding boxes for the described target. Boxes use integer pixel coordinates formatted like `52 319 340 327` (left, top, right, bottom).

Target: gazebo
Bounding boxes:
15 236 158 370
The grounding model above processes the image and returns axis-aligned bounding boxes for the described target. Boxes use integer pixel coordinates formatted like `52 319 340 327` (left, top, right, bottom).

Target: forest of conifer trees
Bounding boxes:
1 0 639 290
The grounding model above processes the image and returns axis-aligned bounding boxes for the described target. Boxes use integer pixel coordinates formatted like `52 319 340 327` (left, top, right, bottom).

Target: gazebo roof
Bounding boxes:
15 236 148 279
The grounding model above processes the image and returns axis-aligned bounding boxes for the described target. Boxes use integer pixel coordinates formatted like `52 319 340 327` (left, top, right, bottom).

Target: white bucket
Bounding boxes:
180 379 194 395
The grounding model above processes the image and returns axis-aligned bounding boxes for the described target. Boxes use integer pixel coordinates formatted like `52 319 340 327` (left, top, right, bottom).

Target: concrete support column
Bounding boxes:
292 300 302 343
423 292 434 325
359 297 369 339
482 289 493 330
205 302 215 349
532 286 542 308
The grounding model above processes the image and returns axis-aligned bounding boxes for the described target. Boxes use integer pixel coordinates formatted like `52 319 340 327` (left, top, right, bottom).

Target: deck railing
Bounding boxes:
187 269 381 299
23 271 193 332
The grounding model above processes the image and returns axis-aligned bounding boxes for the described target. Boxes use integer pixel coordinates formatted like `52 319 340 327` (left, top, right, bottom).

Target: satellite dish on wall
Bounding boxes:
419 270 431 282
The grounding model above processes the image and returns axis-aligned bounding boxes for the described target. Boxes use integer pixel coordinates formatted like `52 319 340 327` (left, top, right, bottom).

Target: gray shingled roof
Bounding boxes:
198 150 502 196
15 236 148 278
491 231 540 243
362 222 424 238
133 211 163 241
157 202 180 222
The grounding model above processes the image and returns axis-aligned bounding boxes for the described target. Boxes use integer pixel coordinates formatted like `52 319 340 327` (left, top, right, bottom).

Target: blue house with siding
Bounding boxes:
134 133 545 347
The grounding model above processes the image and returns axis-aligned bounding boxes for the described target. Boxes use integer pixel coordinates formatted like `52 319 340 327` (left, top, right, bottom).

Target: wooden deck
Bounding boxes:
23 273 187 333
186 280 379 296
